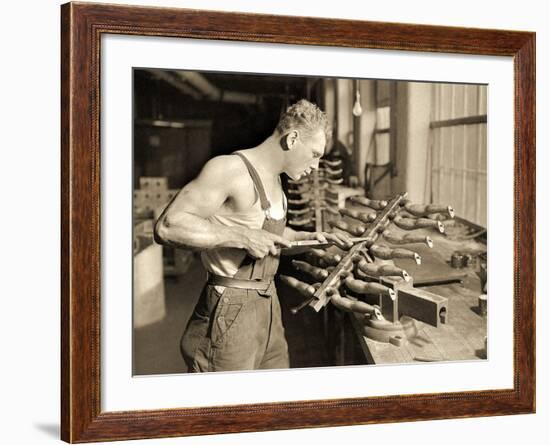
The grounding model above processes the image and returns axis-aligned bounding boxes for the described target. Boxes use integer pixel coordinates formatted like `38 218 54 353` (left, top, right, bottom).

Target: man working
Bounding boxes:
154 99 352 372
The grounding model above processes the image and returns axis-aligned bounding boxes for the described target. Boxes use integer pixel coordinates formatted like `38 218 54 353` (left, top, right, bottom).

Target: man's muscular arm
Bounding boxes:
154 156 244 249
154 156 291 258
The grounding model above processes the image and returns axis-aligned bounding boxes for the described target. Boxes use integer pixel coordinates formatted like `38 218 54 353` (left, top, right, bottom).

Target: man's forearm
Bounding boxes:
155 212 247 251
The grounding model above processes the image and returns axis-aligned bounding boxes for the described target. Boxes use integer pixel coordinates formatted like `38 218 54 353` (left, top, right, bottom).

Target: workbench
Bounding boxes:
348 229 487 365
280 190 487 368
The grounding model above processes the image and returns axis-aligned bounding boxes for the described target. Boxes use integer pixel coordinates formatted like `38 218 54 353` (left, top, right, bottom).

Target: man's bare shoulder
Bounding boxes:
197 154 251 189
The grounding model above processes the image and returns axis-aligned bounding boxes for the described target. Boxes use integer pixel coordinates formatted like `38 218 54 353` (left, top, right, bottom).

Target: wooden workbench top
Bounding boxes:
350 228 487 364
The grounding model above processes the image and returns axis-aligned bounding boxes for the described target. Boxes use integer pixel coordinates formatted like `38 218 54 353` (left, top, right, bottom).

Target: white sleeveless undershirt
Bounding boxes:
200 183 287 280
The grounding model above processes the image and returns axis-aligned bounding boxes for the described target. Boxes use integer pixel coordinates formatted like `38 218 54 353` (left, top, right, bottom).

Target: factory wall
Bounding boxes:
392 82 432 204
327 78 487 226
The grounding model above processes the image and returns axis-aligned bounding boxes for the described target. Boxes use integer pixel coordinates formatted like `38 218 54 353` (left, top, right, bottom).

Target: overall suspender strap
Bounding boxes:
205 152 285 293
233 152 271 213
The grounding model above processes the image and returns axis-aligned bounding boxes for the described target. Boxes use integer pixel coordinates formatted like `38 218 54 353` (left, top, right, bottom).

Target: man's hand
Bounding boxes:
242 228 292 259
301 231 354 250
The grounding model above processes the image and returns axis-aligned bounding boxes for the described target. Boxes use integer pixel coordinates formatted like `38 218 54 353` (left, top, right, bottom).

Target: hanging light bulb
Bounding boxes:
352 89 363 117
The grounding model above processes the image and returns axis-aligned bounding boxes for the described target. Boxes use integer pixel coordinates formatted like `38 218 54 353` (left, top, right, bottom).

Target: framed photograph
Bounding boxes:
61 2 535 442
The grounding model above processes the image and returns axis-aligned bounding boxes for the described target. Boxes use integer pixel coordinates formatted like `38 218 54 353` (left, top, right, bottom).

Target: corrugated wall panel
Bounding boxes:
431 84 487 227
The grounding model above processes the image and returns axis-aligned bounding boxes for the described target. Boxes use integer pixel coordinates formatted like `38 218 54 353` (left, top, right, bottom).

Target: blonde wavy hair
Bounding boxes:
276 99 331 141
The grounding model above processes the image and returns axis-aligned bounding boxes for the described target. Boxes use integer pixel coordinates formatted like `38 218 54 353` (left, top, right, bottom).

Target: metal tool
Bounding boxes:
280 235 374 255
284 190 456 327
291 193 409 313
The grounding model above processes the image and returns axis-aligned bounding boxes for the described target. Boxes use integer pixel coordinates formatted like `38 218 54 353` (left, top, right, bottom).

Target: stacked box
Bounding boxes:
139 176 168 191
134 176 193 277
133 176 177 213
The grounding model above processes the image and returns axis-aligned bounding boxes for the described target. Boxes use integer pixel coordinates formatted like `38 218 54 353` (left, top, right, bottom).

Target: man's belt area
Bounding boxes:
207 273 274 291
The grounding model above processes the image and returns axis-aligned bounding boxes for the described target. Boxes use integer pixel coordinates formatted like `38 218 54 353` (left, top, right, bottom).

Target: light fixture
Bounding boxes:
352 86 363 117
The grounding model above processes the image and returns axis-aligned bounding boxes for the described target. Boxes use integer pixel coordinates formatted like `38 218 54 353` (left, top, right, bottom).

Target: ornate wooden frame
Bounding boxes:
61 2 535 442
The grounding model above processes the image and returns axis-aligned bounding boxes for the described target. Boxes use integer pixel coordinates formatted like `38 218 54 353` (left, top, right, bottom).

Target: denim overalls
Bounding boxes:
181 152 289 372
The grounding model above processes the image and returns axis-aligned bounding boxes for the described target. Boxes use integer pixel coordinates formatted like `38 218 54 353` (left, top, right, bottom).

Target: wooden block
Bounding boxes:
397 287 449 328
378 276 412 322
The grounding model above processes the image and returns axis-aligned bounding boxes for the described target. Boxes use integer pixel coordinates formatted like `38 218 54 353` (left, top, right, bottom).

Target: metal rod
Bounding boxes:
430 114 487 129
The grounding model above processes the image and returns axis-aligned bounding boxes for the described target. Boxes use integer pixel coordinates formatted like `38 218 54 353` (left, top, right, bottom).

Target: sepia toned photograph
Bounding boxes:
132 69 488 375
